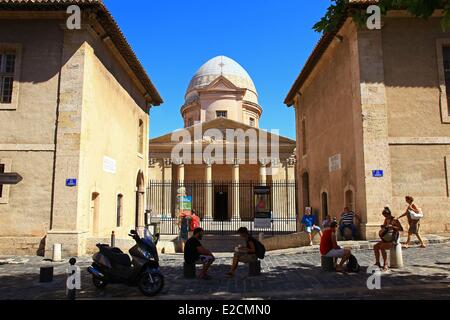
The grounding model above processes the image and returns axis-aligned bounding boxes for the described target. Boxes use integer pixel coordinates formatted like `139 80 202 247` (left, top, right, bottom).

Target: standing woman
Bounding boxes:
373 207 403 271
398 196 426 249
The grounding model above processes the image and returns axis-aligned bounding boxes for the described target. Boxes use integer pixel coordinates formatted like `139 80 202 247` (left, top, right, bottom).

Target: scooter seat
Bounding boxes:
101 246 132 267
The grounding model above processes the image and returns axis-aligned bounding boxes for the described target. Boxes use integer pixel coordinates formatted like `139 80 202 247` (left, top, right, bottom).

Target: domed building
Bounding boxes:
147 56 297 236
182 56 262 128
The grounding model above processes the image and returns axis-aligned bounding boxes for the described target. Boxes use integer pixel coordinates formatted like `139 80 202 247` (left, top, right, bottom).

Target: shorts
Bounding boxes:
409 222 420 235
305 226 321 234
197 255 215 265
234 252 258 264
325 249 346 258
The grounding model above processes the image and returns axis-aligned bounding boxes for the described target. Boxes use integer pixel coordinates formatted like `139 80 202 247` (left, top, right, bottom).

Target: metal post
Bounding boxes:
111 231 115 247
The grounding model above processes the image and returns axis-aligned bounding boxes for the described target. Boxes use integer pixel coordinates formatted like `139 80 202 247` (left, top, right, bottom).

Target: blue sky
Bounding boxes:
103 0 330 139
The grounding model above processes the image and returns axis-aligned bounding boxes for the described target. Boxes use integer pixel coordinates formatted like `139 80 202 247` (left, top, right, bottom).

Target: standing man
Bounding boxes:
301 207 322 246
189 210 201 238
184 228 215 280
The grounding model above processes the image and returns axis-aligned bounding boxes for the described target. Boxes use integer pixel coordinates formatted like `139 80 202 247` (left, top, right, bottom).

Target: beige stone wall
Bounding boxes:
1 18 153 256
382 17 450 234
295 21 362 224
76 30 149 240
0 20 64 254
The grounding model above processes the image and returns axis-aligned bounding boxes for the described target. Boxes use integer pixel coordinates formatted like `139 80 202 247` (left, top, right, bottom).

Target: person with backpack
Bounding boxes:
373 207 404 272
226 227 265 277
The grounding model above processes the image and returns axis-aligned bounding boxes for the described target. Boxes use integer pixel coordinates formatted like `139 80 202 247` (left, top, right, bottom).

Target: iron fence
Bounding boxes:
146 180 298 236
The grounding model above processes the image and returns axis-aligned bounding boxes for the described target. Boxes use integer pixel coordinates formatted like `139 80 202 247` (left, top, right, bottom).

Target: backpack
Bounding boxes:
346 254 360 273
250 237 266 260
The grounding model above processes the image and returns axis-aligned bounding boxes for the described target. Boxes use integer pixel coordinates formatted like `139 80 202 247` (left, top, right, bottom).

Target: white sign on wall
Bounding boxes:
329 154 341 172
103 156 117 174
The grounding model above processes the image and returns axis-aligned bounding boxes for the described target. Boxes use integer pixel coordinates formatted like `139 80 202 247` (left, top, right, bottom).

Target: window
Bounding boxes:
216 111 227 118
116 194 123 227
444 47 450 115
249 117 255 127
0 53 15 104
301 118 307 156
138 119 144 154
321 192 329 221
0 163 4 198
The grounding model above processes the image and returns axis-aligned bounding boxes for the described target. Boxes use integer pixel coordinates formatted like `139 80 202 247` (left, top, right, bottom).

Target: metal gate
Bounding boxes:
146 180 298 236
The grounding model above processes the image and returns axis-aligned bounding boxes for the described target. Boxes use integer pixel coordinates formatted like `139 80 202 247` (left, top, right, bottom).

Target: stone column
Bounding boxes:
232 160 240 219
177 162 185 184
354 29 393 240
259 159 268 186
45 28 90 259
163 159 173 218
205 160 213 219
286 157 296 221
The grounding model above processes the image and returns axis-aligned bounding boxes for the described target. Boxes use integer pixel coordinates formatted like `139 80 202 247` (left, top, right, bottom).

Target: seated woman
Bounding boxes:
373 207 404 272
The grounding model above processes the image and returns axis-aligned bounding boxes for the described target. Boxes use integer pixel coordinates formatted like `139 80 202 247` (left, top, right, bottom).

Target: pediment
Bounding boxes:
204 76 243 92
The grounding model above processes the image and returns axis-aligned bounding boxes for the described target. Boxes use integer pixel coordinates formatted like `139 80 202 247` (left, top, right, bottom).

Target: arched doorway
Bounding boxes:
345 189 355 211
135 171 145 228
301 172 310 211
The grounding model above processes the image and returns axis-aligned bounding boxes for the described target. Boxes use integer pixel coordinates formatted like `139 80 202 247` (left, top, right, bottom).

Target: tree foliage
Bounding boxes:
313 0 450 33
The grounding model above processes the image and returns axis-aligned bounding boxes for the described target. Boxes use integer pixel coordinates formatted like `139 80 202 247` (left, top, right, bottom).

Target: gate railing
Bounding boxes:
146 180 298 236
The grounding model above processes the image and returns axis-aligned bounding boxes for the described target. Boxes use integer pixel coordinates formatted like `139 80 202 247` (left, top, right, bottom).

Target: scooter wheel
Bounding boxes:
138 272 164 297
92 276 107 289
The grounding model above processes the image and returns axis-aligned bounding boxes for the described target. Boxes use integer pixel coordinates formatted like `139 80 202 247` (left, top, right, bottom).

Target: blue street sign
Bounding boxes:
372 170 384 178
66 179 77 187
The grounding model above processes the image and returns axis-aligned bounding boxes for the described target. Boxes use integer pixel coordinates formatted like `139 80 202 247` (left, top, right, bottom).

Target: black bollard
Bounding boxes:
67 258 77 300
111 231 115 247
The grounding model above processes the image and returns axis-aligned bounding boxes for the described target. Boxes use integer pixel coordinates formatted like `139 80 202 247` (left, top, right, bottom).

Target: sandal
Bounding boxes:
383 265 389 272
225 272 235 278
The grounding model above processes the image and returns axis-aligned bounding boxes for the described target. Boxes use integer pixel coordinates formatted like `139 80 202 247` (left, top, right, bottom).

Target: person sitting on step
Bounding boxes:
320 221 352 273
184 228 215 280
226 227 264 277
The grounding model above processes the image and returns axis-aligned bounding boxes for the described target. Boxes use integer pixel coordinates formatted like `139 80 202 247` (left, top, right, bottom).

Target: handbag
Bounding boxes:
409 209 424 221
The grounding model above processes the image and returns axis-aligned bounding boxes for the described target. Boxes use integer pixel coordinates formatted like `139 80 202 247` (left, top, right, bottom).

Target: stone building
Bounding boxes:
148 56 297 234
0 0 162 257
285 2 450 239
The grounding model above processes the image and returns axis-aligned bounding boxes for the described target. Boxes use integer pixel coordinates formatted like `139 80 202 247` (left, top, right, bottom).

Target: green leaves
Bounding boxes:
314 0 450 34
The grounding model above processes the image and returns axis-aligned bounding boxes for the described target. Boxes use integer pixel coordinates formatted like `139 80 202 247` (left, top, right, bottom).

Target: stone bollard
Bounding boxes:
39 266 54 283
390 242 404 269
52 243 62 262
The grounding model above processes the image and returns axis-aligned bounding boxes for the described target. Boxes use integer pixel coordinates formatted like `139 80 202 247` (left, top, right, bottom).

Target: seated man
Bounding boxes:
339 207 359 240
184 228 215 280
320 221 352 272
226 227 262 277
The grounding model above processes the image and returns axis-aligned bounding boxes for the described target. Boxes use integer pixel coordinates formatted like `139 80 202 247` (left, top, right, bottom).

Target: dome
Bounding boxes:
186 56 258 102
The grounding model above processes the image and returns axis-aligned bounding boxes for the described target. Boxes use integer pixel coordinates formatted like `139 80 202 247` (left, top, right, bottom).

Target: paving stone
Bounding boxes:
0 242 449 300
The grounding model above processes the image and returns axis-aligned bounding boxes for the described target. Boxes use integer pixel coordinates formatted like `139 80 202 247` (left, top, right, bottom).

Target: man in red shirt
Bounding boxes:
190 210 201 231
320 221 352 272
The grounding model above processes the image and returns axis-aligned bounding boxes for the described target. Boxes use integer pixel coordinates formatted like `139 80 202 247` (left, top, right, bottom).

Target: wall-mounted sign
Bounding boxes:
372 170 384 178
0 172 23 185
103 156 116 174
66 179 77 187
254 186 272 229
329 154 341 172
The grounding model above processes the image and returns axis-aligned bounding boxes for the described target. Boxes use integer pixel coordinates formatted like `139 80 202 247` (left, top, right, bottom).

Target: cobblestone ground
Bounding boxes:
0 243 449 300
